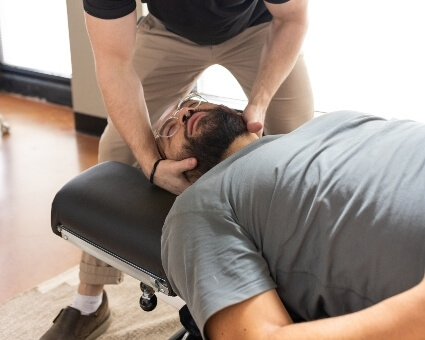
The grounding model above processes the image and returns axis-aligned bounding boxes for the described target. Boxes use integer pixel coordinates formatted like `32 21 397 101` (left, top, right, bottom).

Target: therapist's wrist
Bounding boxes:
149 158 164 184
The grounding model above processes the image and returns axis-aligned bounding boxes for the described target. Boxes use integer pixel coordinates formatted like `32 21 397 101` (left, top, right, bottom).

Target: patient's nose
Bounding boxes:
178 107 193 125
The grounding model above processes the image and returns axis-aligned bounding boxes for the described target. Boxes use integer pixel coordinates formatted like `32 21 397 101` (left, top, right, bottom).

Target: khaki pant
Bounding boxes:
80 14 314 285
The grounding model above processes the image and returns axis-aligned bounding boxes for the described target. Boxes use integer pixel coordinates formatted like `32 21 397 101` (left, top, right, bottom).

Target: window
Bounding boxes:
197 0 425 123
196 65 247 110
0 0 71 77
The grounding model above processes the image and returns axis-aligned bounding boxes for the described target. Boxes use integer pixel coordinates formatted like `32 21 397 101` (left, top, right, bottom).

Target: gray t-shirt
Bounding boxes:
162 111 425 337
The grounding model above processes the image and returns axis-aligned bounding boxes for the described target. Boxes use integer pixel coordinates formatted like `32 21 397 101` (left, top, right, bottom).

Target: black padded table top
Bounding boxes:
51 161 176 290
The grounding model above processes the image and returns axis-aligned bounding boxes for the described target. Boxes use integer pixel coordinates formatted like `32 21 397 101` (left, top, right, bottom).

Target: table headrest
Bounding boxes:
51 161 176 287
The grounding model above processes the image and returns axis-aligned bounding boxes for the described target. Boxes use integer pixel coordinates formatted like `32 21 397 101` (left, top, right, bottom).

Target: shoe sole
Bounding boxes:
86 312 112 340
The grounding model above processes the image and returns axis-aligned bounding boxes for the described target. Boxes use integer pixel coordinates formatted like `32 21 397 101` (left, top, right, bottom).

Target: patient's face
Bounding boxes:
155 100 247 178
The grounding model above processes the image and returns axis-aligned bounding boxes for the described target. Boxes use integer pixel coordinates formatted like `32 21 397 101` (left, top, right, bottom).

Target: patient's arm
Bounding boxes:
205 276 425 340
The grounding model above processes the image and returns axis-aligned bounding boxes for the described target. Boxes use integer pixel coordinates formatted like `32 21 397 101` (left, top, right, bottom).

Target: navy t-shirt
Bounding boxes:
83 0 290 45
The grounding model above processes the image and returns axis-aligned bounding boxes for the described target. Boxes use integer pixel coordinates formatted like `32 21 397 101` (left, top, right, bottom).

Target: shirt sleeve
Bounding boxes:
83 0 136 19
162 209 277 338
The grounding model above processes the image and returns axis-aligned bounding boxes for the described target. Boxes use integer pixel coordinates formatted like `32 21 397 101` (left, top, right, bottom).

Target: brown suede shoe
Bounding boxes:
40 291 111 340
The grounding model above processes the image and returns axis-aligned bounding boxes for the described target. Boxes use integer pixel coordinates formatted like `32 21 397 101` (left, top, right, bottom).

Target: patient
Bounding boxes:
159 94 425 339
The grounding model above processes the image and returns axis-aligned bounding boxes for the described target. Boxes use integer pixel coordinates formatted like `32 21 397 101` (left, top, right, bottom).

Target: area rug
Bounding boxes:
0 267 182 339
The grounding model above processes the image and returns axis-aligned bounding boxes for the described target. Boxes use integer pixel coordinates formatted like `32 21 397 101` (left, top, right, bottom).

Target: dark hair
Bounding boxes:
183 105 247 180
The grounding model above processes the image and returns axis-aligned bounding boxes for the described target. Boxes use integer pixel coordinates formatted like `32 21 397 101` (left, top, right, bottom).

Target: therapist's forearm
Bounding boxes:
249 16 307 110
272 283 425 340
85 11 161 177
96 63 159 176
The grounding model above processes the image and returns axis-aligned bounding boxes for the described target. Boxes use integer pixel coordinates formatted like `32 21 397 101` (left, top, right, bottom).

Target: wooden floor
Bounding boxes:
0 92 100 304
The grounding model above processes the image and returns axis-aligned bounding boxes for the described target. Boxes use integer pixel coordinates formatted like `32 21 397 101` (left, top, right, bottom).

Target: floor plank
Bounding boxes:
0 92 100 304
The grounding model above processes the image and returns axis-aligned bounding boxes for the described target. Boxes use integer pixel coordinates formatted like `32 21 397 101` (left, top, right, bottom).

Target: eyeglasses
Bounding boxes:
154 92 208 140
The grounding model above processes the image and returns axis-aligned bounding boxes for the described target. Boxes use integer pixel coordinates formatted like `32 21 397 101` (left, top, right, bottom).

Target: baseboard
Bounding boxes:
74 111 107 136
0 64 72 107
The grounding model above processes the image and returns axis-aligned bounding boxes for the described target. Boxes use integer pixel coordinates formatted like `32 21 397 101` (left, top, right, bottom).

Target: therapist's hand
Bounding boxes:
152 158 197 195
243 103 266 137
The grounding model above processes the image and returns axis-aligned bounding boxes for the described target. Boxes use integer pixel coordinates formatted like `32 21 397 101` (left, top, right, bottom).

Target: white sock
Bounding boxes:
71 292 103 315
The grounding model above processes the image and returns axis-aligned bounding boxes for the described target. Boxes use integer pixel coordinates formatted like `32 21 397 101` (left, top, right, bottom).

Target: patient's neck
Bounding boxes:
221 132 259 160
185 132 258 184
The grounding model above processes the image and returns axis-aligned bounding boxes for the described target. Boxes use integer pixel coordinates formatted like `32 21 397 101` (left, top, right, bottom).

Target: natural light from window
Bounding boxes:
0 0 71 77
0 0 423 123
198 0 425 123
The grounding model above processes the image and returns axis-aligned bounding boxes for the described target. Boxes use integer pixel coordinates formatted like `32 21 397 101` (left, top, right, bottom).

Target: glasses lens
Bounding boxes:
157 93 208 138
179 93 206 109
158 118 179 137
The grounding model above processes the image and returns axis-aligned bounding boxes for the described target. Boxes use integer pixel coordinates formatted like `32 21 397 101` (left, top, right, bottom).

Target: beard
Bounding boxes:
180 105 247 181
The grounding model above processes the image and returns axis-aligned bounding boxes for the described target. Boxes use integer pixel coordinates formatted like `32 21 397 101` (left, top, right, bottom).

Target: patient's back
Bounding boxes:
163 111 425 329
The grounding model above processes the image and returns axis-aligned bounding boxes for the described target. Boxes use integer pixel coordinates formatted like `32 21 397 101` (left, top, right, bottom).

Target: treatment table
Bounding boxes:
51 161 201 339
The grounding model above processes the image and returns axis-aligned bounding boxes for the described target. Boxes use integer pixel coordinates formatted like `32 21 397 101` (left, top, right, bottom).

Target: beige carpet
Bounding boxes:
0 267 182 339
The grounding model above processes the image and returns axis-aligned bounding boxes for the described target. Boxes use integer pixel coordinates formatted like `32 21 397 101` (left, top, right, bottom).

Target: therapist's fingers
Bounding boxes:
246 121 263 135
243 104 265 137
152 158 197 195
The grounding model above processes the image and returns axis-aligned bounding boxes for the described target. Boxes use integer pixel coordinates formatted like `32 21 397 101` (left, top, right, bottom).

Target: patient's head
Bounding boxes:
154 93 251 181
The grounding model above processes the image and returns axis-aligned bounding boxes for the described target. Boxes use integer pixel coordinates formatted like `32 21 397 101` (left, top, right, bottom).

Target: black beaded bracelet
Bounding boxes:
150 158 164 184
